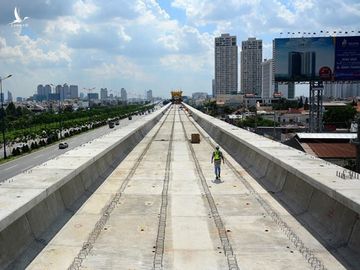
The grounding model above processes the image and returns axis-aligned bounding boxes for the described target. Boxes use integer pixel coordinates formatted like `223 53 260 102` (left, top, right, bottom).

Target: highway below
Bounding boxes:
0 113 147 182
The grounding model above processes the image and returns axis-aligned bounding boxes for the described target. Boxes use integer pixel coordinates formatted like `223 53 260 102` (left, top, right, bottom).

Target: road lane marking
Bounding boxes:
3 164 17 171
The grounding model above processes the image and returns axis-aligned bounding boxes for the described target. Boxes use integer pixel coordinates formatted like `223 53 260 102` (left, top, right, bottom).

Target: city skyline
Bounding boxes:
0 1 359 98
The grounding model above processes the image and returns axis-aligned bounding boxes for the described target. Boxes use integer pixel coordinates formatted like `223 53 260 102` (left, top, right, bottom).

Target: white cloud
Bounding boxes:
293 0 314 12
0 0 360 98
0 32 72 68
86 55 150 81
172 0 212 20
73 0 99 19
0 37 23 60
44 17 83 36
160 53 209 72
117 25 132 42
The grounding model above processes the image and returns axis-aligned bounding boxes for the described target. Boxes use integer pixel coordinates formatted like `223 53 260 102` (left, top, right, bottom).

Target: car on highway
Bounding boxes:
59 142 68 149
108 121 115 128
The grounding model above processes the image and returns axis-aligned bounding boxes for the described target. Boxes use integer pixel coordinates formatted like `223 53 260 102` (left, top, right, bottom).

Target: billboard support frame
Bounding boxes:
309 81 323 133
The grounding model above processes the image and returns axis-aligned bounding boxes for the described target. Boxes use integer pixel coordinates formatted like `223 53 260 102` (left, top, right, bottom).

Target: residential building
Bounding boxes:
216 94 243 108
48 93 60 101
7 91 13 102
288 82 295 99
70 85 78 99
146 89 153 101
285 133 356 168
88 93 99 100
100 88 108 100
63 84 70 99
35 84 53 101
36 84 46 101
121 88 127 102
55 85 64 101
192 92 208 100
192 92 208 106
37 84 44 96
241 37 262 94
44 84 52 99
324 82 360 99
214 33 238 96
261 59 274 99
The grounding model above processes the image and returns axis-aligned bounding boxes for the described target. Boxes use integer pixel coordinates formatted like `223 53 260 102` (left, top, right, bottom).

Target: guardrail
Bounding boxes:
185 104 360 265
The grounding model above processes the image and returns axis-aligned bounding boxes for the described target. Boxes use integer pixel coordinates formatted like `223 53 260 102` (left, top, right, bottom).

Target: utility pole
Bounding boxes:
273 112 276 139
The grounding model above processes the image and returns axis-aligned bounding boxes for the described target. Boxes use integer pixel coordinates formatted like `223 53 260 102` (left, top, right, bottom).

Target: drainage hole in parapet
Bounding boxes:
226 229 231 233
265 229 269 232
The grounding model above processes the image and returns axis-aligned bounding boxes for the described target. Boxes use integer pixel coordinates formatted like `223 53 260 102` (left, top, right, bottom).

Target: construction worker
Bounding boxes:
211 146 224 180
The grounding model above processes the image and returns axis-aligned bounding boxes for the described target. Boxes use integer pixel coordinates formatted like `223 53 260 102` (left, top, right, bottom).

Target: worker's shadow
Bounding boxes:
212 178 223 184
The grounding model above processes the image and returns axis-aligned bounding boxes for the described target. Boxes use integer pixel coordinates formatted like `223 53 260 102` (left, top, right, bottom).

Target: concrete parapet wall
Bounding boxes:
186 105 360 259
0 105 169 269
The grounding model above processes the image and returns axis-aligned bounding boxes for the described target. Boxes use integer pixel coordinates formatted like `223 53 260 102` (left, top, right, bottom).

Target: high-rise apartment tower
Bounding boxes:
241 37 262 94
214 34 238 96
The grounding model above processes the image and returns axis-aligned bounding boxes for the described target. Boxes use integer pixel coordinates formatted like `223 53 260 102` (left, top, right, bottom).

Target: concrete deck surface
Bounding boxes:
27 106 347 270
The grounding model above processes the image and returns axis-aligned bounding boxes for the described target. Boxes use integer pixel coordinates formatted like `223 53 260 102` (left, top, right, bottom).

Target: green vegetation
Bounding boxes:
0 102 153 144
323 105 357 128
236 116 278 128
201 100 218 116
272 98 299 110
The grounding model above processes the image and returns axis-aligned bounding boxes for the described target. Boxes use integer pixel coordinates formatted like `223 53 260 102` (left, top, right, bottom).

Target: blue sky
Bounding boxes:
0 0 359 99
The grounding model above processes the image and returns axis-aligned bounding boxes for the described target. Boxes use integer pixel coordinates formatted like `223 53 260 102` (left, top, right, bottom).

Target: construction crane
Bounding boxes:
83 87 96 108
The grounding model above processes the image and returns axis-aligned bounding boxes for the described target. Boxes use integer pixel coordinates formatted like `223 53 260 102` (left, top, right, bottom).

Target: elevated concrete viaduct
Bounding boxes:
0 104 359 270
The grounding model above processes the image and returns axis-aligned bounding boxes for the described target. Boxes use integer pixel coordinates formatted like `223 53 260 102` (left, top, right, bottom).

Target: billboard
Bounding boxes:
335 36 360 80
274 36 360 82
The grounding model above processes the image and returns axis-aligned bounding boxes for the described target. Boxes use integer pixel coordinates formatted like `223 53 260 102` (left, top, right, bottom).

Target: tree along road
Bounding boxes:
0 113 146 182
